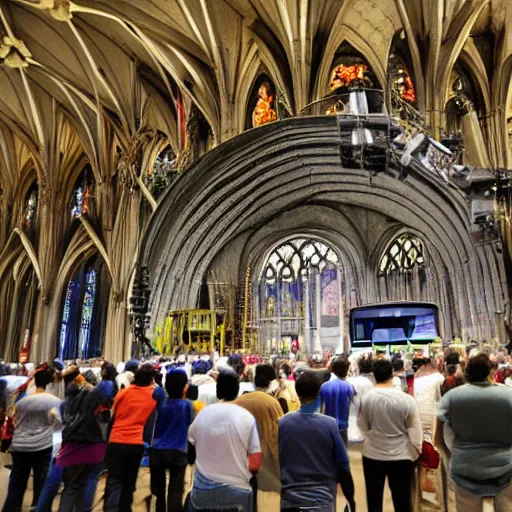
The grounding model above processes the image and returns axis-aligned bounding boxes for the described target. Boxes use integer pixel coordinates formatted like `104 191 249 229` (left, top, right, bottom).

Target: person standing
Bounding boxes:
278 370 355 512
347 356 374 443
236 371 284 494
104 364 158 512
2 366 62 512
410 358 444 443
320 356 355 445
360 359 422 512
188 369 262 512
150 368 193 512
254 363 289 414
435 353 512 511
56 377 114 512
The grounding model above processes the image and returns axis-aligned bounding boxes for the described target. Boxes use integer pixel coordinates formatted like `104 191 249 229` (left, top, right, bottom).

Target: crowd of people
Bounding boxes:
0 344 511 512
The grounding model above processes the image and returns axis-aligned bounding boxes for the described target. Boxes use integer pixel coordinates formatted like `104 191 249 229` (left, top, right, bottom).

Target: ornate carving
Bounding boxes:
0 34 31 69
117 128 153 191
18 0 72 22
130 264 151 356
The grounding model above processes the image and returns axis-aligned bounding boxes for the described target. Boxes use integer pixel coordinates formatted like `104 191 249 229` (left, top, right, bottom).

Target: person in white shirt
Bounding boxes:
360 359 422 512
411 358 444 442
115 359 139 390
347 356 375 443
188 369 262 512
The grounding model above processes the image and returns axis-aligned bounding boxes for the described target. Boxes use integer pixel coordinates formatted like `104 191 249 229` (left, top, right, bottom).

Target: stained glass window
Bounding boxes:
379 234 424 275
59 280 74 359
79 269 96 359
326 62 373 114
329 63 371 91
71 169 93 218
252 81 278 127
23 186 38 230
391 64 416 104
59 265 98 360
264 239 339 285
144 145 179 199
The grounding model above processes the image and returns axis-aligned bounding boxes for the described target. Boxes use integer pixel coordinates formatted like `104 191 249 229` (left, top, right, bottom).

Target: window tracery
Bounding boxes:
264 239 339 285
379 234 424 275
59 280 74 359
60 263 100 360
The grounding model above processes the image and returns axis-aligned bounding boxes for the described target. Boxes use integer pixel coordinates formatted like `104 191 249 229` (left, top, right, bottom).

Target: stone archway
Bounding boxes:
138 115 507 352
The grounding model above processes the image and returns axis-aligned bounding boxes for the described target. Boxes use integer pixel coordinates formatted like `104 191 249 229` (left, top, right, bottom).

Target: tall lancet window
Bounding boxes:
23 184 38 231
247 75 279 129
71 167 94 218
59 262 101 360
78 269 97 359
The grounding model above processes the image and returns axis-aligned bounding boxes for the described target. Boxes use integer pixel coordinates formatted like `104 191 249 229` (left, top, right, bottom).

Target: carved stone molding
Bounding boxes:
18 0 72 22
0 34 31 69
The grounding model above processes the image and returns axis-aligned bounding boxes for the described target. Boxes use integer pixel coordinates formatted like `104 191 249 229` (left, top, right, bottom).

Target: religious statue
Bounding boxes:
265 296 275 317
252 82 278 127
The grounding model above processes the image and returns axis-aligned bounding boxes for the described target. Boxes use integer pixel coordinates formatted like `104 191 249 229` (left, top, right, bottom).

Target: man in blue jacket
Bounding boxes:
150 368 193 512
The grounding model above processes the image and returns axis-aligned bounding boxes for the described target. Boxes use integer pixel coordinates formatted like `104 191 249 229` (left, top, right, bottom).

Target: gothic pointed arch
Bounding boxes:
22 181 38 236
388 31 418 109
70 164 95 220
445 62 490 167
0 250 39 362
375 229 459 339
246 74 279 130
323 42 381 115
58 254 110 360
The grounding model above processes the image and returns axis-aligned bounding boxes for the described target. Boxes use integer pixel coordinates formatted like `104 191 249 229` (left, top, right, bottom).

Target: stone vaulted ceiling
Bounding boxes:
0 1 511 167
0 0 512 361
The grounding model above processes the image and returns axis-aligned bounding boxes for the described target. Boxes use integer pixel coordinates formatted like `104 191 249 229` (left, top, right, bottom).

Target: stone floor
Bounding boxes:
0 445 462 511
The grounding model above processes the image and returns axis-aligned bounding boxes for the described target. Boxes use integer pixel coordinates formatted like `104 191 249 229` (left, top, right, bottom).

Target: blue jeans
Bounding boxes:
35 461 103 512
189 471 253 512
35 463 63 512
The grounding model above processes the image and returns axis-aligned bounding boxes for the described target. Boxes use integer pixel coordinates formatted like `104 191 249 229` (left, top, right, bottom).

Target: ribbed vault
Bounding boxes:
140 116 508 345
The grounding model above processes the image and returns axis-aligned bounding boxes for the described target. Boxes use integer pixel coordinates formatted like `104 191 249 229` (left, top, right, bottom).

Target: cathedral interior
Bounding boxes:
1 0 512 363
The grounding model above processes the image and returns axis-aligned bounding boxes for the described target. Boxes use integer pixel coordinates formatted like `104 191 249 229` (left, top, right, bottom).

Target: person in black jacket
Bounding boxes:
60 380 114 512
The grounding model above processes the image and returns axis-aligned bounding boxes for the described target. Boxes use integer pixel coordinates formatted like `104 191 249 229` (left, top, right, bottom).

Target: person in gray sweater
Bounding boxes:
2 366 62 512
